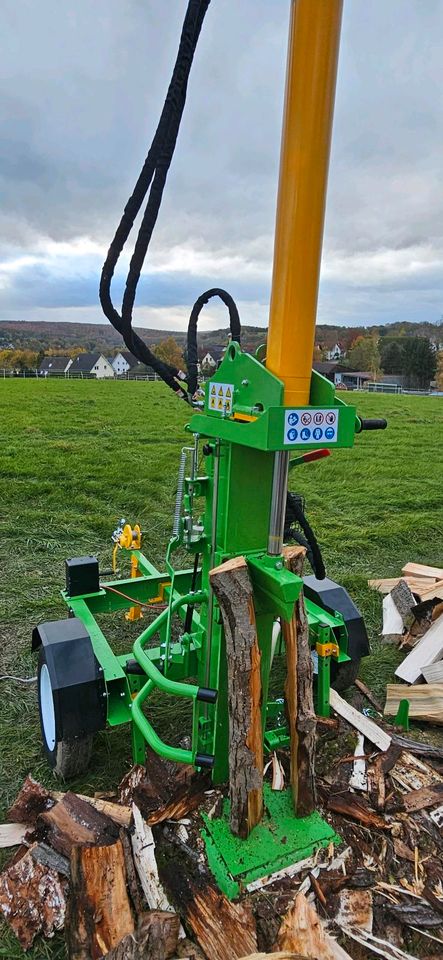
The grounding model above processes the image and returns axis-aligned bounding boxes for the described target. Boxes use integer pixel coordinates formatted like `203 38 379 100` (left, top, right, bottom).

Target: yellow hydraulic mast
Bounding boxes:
267 0 343 408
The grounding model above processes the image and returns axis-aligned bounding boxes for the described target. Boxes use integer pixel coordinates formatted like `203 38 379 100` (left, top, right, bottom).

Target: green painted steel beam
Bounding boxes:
248 553 303 620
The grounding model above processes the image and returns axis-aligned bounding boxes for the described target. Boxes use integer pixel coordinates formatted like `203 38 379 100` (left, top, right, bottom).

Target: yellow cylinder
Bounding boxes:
267 0 343 407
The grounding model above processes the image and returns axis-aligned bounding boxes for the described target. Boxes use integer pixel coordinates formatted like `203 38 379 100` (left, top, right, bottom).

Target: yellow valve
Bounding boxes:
316 641 340 659
126 553 143 622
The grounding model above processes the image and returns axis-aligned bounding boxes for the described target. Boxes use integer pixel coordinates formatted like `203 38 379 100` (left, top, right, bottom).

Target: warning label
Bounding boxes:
284 408 338 445
208 382 234 414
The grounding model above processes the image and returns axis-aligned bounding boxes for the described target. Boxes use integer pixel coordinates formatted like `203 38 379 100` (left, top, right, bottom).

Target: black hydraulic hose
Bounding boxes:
186 289 241 396
284 492 326 580
99 0 211 398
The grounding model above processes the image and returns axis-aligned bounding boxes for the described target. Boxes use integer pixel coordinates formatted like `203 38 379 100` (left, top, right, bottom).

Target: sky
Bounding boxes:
1 0 442 333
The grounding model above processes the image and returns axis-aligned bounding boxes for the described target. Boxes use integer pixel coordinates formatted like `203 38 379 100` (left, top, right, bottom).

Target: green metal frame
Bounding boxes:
58 345 367 892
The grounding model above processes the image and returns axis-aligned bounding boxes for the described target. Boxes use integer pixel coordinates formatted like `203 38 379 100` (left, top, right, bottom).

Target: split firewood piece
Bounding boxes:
103 911 180 960
327 789 388 829
369 576 437 595
367 744 402 811
7 774 54 823
422 661 443 683
0 842 68 949
349 733 368 792
341 926 420 960
336 888 373 933
210 555 263 838
330 688 391 752
390 580 416 622
52 790 132 828
401 562 443 581
395 615 443 683
282 545 316 816
385 683 443 724
38 792 119 857
66 839 134 960
170 873 257 960
0 822 31 848
131 804 176 914
274 891 353 959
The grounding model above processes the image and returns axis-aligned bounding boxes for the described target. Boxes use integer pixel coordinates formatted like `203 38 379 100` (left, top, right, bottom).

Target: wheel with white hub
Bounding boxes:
37 648 93 778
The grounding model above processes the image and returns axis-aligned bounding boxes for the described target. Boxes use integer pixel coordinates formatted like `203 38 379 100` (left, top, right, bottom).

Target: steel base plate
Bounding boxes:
201 784 340 898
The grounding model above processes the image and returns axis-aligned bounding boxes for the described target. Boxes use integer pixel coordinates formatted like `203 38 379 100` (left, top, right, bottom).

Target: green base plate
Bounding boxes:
201 784 340 898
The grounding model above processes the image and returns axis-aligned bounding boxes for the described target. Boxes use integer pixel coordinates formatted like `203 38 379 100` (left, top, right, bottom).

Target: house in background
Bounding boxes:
39 356 72 376
110 351 140 376
326 342 345 361
313 361 371 391
199 346 225 374
69 353 114 378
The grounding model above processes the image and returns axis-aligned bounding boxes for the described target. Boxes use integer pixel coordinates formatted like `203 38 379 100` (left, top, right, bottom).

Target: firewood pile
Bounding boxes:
369 562 443 723
2 719 443 960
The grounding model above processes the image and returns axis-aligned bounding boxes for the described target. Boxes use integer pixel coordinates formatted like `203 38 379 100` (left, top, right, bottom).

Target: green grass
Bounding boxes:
0 379 442 957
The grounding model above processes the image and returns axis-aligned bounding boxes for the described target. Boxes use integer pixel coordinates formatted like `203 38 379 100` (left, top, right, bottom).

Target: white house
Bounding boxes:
69 353 114 378
39 356 72 376
110 351 140 376
326 343 345 361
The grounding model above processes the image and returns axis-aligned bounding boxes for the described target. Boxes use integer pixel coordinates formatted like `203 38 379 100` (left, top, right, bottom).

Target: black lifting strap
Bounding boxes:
99 0 212 400
186 288 241 396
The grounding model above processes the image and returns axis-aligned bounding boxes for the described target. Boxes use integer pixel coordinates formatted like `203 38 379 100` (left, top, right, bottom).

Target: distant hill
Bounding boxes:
0 318 442 355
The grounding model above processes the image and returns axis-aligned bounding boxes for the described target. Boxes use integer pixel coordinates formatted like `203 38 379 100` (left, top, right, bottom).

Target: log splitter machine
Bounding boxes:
33 0 387 895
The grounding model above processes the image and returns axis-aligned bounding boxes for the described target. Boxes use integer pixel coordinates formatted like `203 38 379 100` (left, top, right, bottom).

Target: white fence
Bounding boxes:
1 369 161 381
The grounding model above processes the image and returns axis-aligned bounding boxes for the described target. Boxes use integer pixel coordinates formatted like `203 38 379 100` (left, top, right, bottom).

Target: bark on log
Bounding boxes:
210 555 263 838
0 842 67 949
52 790 132 828
39 791 119 857
104 911 180 960
66 839 134 960
7 774 54 824
282 546 316 815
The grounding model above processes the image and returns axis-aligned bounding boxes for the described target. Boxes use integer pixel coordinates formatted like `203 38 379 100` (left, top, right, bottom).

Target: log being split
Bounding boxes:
282 546 316 816
210 556 263 838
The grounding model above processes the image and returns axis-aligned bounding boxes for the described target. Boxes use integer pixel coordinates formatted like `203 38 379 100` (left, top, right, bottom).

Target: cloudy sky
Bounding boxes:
1 0 442 332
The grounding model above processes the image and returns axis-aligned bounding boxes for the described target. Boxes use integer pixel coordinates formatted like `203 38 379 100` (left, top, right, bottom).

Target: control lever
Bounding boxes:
357 418 388 432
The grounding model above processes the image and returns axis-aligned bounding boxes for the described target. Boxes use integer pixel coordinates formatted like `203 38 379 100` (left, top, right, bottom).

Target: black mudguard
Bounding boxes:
32 618 107 740
303 575 370 662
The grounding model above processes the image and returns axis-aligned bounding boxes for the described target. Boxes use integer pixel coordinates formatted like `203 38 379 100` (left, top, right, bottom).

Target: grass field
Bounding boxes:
0 378 442 958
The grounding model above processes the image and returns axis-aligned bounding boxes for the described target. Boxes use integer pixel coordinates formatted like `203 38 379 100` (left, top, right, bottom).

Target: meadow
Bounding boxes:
0 378 442 958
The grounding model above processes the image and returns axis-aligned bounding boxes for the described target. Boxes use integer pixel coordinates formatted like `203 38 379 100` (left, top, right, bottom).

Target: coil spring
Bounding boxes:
172 449 187 537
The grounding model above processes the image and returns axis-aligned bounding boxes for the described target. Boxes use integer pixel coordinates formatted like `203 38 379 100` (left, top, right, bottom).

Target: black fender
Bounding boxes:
303 575 370 661
32 618 107 740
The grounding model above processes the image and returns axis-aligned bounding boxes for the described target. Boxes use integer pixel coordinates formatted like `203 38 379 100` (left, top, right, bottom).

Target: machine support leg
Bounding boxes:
282 546 316 816
131 713 147 765
316 652 331 719
210 556 263 839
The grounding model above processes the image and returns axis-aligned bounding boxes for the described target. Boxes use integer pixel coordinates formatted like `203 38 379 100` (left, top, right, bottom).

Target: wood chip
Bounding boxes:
103 911 180 960
275 891 352 959
327 790 388 829
336 888 373 933
131 805 176 915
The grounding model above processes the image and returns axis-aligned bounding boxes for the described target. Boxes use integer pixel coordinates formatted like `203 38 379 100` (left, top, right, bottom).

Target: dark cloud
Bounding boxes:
1 0 442 327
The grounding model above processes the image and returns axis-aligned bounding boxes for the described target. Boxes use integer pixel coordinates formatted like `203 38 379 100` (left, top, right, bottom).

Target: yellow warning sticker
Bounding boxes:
207 382 235 414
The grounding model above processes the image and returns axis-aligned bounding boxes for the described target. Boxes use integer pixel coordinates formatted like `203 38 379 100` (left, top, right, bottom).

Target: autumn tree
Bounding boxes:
0 349 39 371
347 336 382 380
153 337 184 370
436 352 443 391
403 338 437 389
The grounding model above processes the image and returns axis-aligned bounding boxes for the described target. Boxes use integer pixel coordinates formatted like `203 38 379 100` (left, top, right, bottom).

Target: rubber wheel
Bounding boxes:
330 657 361 693
37 650 93 778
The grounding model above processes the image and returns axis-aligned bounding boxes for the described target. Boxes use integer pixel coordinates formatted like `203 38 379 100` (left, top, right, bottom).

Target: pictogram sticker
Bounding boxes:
284 409 339 445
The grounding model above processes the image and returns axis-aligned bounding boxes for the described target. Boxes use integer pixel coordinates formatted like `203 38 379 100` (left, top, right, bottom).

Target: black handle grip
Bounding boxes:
357 418 388 432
